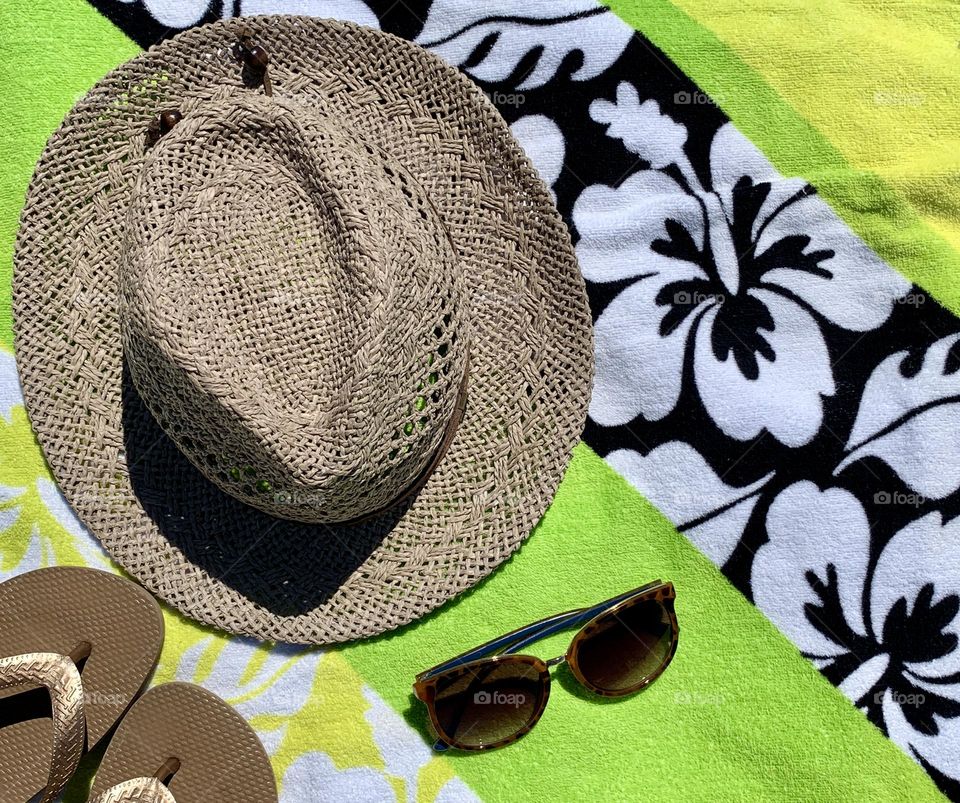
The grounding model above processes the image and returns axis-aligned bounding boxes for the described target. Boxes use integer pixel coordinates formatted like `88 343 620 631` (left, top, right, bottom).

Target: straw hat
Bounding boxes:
13 16 592 644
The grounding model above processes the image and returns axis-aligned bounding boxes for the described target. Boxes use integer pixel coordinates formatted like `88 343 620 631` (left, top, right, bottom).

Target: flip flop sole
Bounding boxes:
90 683 278 802
0 567 164 801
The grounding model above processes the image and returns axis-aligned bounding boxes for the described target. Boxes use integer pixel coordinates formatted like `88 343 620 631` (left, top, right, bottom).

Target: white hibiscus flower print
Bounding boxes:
416 2 633 91
510 114 565 200
281 752 395 802
606 441 773 565
241 0 380 28
0 349 22 425
362 686 456 803
836 333 960 500
753 482 960 777
117 0 380 29
574 82 911 447
115 0 211 28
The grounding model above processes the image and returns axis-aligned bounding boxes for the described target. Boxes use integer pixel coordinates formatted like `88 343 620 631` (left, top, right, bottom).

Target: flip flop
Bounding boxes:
0 567 164 802
89 683 278 803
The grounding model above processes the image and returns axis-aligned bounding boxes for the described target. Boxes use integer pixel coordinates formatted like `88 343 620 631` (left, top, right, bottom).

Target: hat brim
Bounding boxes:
13 16 592 644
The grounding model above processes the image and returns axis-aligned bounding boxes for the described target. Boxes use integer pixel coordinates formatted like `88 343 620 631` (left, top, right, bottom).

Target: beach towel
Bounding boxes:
1 0 957 799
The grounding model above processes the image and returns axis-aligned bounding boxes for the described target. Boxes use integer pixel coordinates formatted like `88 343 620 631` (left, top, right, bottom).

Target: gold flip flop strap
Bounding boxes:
0 651 86 803
92 776 178 803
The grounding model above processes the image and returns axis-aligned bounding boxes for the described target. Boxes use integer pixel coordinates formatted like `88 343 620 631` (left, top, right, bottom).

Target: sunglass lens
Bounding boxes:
574 596 674 694
431 658 546 749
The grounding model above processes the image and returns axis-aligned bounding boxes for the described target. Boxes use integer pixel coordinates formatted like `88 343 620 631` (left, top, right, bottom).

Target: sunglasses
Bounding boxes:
413 580 678 751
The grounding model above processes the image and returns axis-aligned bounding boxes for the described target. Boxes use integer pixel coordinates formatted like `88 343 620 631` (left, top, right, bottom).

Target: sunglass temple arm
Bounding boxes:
502 580 662 656
417 580 664 681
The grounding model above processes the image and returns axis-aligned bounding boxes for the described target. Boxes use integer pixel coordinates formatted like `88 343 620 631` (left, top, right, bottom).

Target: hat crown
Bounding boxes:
121 92 469 523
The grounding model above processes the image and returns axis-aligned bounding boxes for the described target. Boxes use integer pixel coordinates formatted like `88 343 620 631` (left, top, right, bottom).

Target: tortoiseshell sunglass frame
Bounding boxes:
413 580 678 751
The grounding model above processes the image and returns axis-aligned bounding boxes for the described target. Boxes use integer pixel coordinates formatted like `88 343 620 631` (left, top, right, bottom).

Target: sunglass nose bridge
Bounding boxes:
546 655 566 668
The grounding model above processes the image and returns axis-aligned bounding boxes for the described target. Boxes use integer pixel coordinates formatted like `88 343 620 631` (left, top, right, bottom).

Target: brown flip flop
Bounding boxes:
0 567 164 802
89 683 278 803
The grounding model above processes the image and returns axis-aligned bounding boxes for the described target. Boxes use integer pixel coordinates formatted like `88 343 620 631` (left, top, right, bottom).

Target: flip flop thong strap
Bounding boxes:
92 776 177 803
0 651 86 803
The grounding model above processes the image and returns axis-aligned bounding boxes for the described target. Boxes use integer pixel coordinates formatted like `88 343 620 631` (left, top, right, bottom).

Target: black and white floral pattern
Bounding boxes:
81 0 960 796
575 82 910 447
414 2 632 90
755 485 960 782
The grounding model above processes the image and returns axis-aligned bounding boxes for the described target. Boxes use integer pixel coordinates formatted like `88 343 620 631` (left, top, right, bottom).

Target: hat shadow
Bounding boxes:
121 364 406 617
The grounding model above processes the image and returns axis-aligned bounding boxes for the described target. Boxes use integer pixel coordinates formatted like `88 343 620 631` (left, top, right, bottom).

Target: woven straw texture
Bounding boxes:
124 89 469 524
13 16 593 644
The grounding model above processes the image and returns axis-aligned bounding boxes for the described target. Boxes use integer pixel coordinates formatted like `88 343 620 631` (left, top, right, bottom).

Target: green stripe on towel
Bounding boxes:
343 445 944 802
